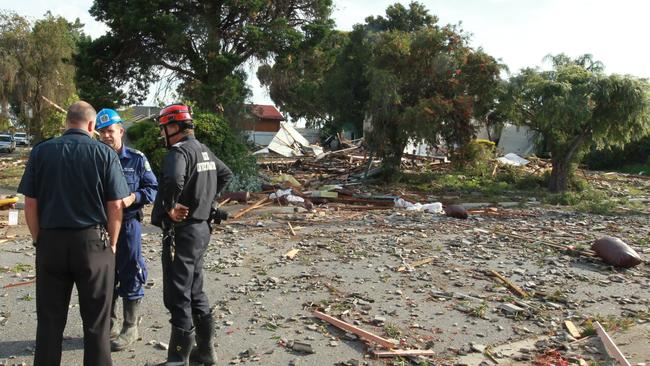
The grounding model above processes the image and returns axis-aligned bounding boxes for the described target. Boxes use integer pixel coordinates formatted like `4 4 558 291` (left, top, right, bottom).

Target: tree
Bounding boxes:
20 15 77 141
257 23 344 127
89 0 334 110
506 54 650 192
75 34 155 109
257 2 503 175
258 22 370 133
362 5 503 176
257 2 436 132
0 12 77 141
0 12 30 128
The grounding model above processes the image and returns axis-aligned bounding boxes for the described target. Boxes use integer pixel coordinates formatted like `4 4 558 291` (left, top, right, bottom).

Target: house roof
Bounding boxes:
247 104 285 121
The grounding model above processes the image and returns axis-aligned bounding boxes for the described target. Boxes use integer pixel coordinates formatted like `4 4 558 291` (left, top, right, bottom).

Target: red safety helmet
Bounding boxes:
158 103 193 126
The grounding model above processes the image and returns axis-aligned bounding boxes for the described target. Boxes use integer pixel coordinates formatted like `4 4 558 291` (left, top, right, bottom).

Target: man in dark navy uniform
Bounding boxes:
96 108 158 352
18 101 131 366
149 104 232 366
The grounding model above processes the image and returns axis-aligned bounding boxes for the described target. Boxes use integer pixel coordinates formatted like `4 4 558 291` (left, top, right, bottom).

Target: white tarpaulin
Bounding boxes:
497 153 530 167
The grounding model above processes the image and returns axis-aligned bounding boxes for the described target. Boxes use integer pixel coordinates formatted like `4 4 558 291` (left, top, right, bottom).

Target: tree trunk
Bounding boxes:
381 136 406 181
549 133 589 192
549 157 571 192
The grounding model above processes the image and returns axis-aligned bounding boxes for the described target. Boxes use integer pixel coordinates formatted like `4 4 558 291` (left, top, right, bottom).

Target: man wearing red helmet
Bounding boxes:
149 103 232 366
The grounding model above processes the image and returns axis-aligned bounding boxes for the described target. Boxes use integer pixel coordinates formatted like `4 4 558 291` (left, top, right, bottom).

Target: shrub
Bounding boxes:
452 139 496 175
127 111 259 192
584 136 650 170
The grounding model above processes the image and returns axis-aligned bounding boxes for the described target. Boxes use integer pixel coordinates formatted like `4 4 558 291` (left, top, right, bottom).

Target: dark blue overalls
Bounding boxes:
115 146 158 300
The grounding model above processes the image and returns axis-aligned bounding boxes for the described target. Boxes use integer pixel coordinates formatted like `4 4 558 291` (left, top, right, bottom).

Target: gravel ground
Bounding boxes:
1 203 649 366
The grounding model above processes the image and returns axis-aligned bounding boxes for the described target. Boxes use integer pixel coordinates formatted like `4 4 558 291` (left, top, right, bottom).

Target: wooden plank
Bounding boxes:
3 279 36 289
284 248 300 259
371 349 436 358
564 320 582 339
397 257 435 272
488 270 529 298
594 321 631 366
313 310 397 349
231 197 269 219
288 222 296 236
315 146 360 161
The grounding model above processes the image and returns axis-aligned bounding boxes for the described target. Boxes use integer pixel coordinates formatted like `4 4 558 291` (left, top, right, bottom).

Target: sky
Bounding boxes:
4 0 650 107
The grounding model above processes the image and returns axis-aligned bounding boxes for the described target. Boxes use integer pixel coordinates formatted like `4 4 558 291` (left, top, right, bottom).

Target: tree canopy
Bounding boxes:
258 2 504 176
85 0 334 110
0 12 78 140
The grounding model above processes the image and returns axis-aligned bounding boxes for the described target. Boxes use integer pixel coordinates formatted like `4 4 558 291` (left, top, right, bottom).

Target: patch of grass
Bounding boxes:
297 255 312 266
545 289 567 303
261 322 278 332
0 263 34 273
258 212 273 220
383 322 402 338
329 301 354 313
0 164 25 190
575 199 618 215
397 165 548 202
544 189 619 215
20 294 33 301
582 315 635 335
328 243 346 256
470 302 489 318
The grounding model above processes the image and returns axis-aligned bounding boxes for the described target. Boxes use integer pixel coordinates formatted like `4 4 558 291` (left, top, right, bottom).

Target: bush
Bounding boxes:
584 136 650 170
452 139 496 175
127 120 167 176
127 111 259 192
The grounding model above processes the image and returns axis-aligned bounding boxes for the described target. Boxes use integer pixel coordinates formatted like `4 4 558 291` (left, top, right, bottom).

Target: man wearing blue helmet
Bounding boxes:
96 108 158 352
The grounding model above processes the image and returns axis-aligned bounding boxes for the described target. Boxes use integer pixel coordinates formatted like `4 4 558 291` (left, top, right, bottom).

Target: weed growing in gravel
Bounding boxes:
582 315 635 335
1 263 33 273
383 322 402 338
470 302 489 318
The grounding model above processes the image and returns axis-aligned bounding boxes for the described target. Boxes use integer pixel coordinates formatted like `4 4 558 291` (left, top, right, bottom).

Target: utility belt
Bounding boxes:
38 224 108 248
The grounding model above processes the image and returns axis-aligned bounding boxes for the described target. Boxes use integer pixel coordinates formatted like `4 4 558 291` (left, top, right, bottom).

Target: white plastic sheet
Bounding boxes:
496 153 529 167
394 198 443 214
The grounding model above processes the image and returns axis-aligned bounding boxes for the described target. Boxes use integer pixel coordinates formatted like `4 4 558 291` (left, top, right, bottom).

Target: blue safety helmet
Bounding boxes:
96 108 123 130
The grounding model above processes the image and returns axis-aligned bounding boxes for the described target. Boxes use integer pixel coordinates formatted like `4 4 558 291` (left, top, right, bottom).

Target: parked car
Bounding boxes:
0 134 16 153
14 132 29 146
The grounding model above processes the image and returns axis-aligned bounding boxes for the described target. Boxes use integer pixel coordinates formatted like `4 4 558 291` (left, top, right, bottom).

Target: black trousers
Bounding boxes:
34 226 114 366
162 221 211 330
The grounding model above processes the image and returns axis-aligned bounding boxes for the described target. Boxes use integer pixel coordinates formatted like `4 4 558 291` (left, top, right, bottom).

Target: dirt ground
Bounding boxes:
1 197 649 366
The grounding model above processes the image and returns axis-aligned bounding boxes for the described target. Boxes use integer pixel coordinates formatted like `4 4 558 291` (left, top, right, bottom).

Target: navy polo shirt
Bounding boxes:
18 129 131 229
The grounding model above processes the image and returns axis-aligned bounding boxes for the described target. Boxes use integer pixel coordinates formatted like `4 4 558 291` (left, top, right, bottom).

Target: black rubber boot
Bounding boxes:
110 291 120 340
111 298 141 351
146 326 194 366
189 313 217 365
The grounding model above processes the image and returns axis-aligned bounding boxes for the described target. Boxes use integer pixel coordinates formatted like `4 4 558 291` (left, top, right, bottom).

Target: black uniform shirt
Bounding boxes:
18 129 130 229
152 135 233 227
